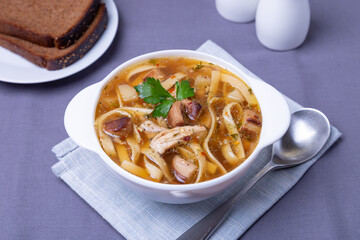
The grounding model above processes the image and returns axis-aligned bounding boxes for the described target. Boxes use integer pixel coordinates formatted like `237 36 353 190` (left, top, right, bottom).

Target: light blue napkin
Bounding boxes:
51 40 341 240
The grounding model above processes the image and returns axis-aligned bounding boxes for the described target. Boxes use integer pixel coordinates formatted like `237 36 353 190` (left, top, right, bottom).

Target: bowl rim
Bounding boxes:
71 49 287 191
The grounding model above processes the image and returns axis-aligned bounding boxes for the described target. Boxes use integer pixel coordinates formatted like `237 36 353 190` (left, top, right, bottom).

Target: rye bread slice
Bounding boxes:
0 0 100 49
0 4 108 70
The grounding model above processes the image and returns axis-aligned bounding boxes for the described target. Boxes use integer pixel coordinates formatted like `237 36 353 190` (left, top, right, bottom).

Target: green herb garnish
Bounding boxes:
248 88 253 94
134 77 174 104
152 99 175 117
175 80 194 100
134 77 195 117
193 61 204 70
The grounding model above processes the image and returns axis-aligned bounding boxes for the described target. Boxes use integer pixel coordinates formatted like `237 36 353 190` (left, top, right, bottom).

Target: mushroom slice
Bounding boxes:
150 125 207 154
167 99 203 128
103 117 133 138
167 101 185 127
183 99 202 121
172 155 198 183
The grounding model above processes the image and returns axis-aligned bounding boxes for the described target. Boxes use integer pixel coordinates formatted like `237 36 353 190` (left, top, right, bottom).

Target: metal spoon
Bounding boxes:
177 108 331 240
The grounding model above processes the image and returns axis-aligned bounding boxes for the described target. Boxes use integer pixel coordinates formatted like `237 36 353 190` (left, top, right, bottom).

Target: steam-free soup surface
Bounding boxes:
95 57 262 184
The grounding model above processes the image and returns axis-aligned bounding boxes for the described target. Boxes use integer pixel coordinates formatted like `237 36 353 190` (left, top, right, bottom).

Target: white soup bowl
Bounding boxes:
64 50 290 204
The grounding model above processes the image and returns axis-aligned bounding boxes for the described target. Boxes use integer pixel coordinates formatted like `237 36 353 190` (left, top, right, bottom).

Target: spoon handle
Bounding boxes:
177 161 278 240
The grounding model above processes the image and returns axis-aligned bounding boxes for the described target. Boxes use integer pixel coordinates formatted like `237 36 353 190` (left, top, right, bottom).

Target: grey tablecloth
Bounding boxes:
0 0 359 239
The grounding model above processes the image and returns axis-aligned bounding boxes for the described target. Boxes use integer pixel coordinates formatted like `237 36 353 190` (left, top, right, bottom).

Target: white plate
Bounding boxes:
0 0 118 84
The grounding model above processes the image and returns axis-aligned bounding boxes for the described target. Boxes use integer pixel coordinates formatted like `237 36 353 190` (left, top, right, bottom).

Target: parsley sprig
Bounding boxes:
175 80 194 100
134 77 174 104
134 77 194 117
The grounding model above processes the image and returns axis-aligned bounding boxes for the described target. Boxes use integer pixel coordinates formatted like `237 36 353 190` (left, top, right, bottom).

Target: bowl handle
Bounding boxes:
64 82 103 152
250 78 291 148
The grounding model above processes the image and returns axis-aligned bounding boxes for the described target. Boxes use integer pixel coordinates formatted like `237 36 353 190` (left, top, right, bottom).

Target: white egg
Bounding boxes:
256 0 311 51
215 0 260 23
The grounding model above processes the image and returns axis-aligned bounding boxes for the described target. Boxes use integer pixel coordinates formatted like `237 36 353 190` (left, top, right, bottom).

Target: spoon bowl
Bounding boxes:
177 108 331 240
273 108 331 166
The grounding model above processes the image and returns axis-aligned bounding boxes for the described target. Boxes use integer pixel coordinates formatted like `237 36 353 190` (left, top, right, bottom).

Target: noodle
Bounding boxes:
189 143 207 183
126 64 164 80
115 86 124 107
161 72 186 90
222 102 245 161
208 71 220 101
202 97 227 174
126 136 141 164
221 73 257 105
141 147 174 182
144 156 164 181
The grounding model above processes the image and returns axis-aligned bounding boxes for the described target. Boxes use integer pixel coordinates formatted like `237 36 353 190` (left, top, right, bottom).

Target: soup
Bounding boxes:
95 57 262 184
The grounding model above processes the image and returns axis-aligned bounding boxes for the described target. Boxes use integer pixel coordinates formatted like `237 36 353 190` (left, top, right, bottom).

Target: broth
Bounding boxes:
95 57 262 184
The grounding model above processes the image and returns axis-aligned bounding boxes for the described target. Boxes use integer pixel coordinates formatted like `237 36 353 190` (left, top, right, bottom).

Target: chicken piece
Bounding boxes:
137 120 167 138
150 125 207 154
242 109 261 125
138 120 167 132
144 68 166 81
156 117 168 128
240 109 262 138
103 117 133 138
167 99 203 128
172 155 198 183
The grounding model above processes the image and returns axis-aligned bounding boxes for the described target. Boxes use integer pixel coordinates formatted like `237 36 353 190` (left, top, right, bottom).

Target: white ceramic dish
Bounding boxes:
64 50 290 204
0 0 118 84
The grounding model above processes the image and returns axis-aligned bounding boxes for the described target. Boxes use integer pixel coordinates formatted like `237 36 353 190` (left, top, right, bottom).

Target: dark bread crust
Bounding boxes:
0 4 108 70
0 37 48 67
55 0 100 49
0 0 100 49
48 4 108 70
